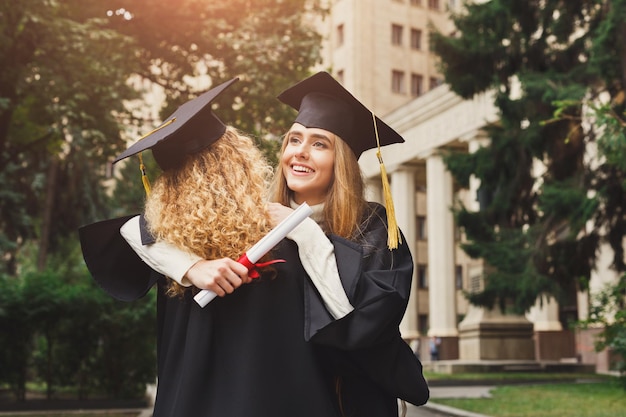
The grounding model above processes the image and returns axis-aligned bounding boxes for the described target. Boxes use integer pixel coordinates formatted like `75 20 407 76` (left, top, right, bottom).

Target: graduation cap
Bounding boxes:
114 77 239 183
277 71 403 249
276 71 404 158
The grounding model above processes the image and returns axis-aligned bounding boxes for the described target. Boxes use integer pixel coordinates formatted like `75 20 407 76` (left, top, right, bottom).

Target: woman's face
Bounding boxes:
281 123 335 205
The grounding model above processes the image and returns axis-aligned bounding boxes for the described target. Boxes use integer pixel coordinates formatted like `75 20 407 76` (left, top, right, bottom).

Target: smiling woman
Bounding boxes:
281 124 336 205
81 72 429 417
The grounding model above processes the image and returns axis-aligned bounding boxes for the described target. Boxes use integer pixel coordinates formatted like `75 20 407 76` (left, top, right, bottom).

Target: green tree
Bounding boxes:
1 0 325 400
580 279 626 387
92 291 157 399
1 0 325 275
0 243 158 401
430 0 626 315
0 273 32 401
0 0 140 275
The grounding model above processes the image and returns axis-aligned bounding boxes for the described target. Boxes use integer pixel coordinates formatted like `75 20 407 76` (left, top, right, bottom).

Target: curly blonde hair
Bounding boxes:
145 127 274 296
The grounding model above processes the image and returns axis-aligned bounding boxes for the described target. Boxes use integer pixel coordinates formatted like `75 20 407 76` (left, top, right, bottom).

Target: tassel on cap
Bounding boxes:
275 71 405 249
112 77 238 170
138 153 151 196
373 113 401 250
131 117 178 196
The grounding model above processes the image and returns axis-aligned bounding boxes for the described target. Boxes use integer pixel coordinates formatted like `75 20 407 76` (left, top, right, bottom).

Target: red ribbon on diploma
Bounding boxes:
194 202 313 307
236 254 285 279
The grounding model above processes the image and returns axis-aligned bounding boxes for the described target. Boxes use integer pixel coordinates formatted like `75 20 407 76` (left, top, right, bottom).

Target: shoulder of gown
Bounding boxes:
79 215 159 301
304 202 414 347
302 202 429 406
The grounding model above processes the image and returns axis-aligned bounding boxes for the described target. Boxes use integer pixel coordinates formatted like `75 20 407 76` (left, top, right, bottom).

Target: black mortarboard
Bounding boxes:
278 71 404 249
114 77 239 171
277 71 404 158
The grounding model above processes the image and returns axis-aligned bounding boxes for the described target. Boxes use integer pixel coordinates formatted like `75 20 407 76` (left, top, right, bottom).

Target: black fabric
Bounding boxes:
277 72 404 158
79 219 341 417
304 203 430 406
150 241 341 417
79 216 158 301
78 202 430 416
113 78 237 170
139 214 155 245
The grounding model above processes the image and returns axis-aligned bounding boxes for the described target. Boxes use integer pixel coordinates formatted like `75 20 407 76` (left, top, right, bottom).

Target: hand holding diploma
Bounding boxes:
193 203 313 307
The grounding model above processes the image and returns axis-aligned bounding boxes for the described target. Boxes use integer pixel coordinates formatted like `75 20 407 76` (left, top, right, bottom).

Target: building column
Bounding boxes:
426 154 459 359
390 167 418 341
527 296 562 332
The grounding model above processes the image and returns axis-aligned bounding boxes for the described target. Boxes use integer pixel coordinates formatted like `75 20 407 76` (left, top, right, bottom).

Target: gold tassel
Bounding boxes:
372 113 401 250
138 153 151 196
133 118 176 197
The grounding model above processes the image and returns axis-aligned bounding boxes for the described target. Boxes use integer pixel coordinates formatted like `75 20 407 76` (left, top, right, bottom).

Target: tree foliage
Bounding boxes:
1 0 138 274
580 279 626 386
430 0 626 315
0 244 157 400
0 0 324 275
0 0 325 399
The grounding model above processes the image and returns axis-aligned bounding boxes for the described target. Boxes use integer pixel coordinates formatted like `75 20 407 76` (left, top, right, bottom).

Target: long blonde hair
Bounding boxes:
145 127 274 296
271 132 368 240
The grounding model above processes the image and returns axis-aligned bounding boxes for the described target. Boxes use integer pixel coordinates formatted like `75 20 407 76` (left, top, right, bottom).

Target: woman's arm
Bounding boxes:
303 203 414 348
120 216 250 297
267 202 353 319
287 217 354 319
120 216 199 287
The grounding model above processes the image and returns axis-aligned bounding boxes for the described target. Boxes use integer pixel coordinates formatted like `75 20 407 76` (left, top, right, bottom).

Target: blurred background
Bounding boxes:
0 0 624 406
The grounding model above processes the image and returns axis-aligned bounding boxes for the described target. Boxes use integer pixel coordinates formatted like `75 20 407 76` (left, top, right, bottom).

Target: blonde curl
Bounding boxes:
145 127 274 296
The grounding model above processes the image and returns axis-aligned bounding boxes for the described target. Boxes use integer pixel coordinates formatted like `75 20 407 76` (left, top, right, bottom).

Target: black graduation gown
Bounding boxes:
303 203 430 414
78 203 429 417
150 244 342 417
80 218 340 417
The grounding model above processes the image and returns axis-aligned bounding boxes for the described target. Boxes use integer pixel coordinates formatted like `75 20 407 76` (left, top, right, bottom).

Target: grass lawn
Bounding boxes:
423 371 613 382
431 379 626 417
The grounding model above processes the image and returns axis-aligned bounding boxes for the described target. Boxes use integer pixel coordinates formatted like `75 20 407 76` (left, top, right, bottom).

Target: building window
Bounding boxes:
455 265 463 289
470 274 481 293
410 28 422 50
428 0 439 10
392 70 406 94
418 265 428 289
336 24 344 47
391 24 403 46
417 216 427 240
410 73 423 97
411 0 422 5
430 77 442 90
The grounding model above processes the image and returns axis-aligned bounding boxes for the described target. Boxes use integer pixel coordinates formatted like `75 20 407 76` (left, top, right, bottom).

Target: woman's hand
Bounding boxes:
266 202 294 227
184 258 250 297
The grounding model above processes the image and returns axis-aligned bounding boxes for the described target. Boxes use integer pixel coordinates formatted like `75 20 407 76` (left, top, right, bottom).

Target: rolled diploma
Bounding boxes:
193 202 313 307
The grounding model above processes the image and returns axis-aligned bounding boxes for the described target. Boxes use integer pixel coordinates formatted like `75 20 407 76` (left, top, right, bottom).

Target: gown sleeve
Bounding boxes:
78 215 160 301
304 203 414 348
302 203 430 406
287 217 354 319
120 216 199 287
